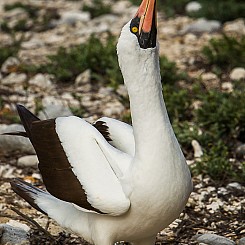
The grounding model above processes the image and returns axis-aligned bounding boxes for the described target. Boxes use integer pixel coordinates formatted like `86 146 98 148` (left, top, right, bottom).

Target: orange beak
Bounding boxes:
135 0 157 35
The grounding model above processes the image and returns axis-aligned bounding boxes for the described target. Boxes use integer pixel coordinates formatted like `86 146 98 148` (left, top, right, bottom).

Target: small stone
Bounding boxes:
116 85 128 97
227 182 243 191
223 19 245 35
0 224 29 245
1 73 27 85
235 144 245 160
221 82 233 92
21 38 44 50
38 104 73 119
1 57 20 74
193 233 235 245
191 140 203 158
201 72 218 81
75 69 91 85
28 73 53 90
230 67 245 81
6 220 30 232
181 18 221 34
217 187 229 196
59 11 91 25
185 1 202 13
17 155 38 167
0 124 35 154
239 237 245 245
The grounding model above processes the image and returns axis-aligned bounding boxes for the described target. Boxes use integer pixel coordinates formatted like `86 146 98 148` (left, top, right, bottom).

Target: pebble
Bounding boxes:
181 18 221 34
0 124 35 154
226 182 243 191
193 233 235 245
59 11 91 25
1 73 27 85
185 1 202 13
230 67 245 81
28 73 53 90
191 140 203 158
75 69 91 85
1 57 20 74
38 104 73 119
235 144 245 160
223 19 245 35
21 38 44 50
221 82 233 93
17 155 38 167
0 224 29 245
239 238 245 245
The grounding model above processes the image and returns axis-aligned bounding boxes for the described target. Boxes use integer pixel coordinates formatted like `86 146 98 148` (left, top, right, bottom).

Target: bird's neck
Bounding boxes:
123 49 176 160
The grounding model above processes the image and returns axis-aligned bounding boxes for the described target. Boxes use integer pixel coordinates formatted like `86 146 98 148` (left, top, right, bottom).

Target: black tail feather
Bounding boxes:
10 178 47 215
16 104 40 138
2 131 28 137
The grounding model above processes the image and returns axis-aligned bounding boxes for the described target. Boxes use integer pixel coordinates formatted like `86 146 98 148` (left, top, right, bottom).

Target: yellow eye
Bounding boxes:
132 26 138 33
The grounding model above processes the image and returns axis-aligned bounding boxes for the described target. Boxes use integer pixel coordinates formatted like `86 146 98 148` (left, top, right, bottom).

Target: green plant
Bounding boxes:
4 2 39 18
23 35 123 86
82 0 111 19
195 89 245 145
192 141 232 181
202 35 245 71
160 56 189 85
0 41 21 66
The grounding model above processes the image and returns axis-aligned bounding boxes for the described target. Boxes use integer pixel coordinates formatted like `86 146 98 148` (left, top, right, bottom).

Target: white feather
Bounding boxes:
96 117 135 156
55 116 131 216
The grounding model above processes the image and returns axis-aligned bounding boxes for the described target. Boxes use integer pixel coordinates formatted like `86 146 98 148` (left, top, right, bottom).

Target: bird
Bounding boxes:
8 0 192 244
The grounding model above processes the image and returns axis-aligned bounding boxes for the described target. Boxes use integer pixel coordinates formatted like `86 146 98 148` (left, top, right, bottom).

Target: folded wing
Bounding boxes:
16 105 131 216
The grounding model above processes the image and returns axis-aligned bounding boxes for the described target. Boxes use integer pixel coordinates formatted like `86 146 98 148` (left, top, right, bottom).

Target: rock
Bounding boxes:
223 19 245 35
185 1 202 13
201 72 219 89
0 224 29 245
28 73 53 90
217 187 229 196
226 182 243 191
38 104 73 119
21 38 44 50
221 82 233 93
112 1 132 15
230 67 245 81
6 220 30 232
59 11 91 25
191 140 203 158
116 85 128 97
1 73 27 85
1 57 20 74
75 69 91 85
103 101 125 117
193 233 235 245
17 155 38 167
235 144 245 160
239 237 245 245
181 18 221 34
0 124 34 154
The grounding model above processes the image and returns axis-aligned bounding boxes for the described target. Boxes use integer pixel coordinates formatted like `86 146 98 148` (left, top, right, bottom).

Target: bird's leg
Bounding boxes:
131 236 156 245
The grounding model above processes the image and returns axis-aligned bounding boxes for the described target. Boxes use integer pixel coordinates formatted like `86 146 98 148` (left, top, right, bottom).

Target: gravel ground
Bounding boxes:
0 0 245 244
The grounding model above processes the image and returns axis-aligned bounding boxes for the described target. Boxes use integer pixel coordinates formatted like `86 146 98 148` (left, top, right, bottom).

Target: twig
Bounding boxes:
9 207 56 242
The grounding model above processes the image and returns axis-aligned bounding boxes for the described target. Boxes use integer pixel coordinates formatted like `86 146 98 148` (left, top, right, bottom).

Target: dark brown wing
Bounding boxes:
15 105 102 213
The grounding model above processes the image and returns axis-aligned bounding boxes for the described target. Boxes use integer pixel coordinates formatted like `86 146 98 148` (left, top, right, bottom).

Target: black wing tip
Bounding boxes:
10 178 47 215
93 120 112 142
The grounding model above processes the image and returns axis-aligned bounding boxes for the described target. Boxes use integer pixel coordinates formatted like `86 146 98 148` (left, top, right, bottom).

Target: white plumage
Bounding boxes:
10 0 192 244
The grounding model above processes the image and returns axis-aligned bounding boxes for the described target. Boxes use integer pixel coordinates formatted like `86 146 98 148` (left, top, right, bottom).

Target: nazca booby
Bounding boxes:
9 0 192 244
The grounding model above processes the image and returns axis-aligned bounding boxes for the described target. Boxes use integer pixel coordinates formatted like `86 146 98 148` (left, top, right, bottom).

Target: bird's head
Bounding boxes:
117 0 157 53
117 0 159 87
